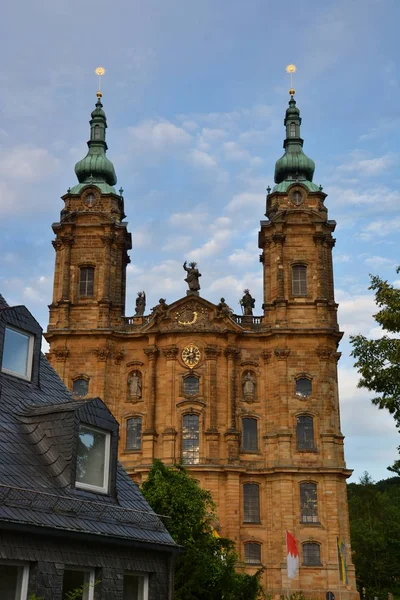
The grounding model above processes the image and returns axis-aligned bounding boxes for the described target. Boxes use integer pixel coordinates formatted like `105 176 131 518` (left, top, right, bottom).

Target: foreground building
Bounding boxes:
45 87 357 597
0 294 177 599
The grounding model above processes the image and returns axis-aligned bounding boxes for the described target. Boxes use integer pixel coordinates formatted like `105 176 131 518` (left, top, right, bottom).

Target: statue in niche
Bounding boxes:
135 291 146 316
128 371 142 398
151 298 168 323
216 298 232 317
240 289 255 316
183 261 201 294
243 371 256 402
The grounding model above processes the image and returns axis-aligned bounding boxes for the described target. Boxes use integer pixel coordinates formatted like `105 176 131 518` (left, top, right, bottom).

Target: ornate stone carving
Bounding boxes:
240 289 255 316
183 261 201 295
128 371 142 399
93 345 113 361
144 346 159 361
52 239 63 251
261 350 272 363
173 302 209 329
114 350 125 365
150 299 168 323
272 233 286 245
242 371 256 402
316 347 340 361
100 233 117 247
216 298 232 318
162 345 179 360
274 347 290 360
135 291 146 316
60 234 75 247
225 346 241 360
205 345 221 360
52 348 69 361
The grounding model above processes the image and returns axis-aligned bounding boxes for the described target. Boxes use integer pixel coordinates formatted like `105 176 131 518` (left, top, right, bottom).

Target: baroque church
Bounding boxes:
45 83 358 597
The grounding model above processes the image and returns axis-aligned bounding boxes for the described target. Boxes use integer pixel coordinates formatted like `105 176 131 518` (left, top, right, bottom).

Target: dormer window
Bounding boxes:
76 425 111 493
290 122 296 137
1 327 34 381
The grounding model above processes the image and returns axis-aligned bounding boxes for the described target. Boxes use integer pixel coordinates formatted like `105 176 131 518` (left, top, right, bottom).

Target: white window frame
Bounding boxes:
76 425 111 494
0 560 29 599
1 326 34 381
63 567 95 600
123 572 149 600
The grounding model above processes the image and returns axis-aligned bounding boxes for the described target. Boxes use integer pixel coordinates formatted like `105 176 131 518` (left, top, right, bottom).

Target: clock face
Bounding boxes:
182 344 201 368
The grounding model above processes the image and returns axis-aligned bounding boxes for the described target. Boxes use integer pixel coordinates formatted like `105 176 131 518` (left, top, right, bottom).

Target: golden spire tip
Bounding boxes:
95 66 106 97
286 64 296 96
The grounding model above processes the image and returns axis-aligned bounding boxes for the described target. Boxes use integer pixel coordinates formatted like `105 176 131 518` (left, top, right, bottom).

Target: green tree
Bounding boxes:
350 267 400 473
141 460 265 600
347 473 400 600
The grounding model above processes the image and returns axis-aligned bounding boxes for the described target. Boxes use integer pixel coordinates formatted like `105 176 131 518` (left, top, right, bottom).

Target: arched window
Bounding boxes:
126 417 142 450
242 418 258 452
93 125 101 140
302 542 321 566
79 266 94 297
243 483 260 523
183 374 200 396
73 378 89 397
296 377 312 398
244 542 261 564
297 415 315 451
290 122 296 137
292 265 307 296
182 414 199 464
300 482 318 523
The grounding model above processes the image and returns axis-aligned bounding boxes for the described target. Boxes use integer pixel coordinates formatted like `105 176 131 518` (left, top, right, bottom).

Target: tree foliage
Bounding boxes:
347 473 400 599
350 268 400 473
141 460 265 600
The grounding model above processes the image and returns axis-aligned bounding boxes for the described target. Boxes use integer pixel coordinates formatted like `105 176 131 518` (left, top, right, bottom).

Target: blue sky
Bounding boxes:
1 0 399 482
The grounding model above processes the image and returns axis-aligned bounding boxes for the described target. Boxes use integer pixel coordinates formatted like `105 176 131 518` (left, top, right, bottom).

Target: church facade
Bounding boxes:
45 87 358 597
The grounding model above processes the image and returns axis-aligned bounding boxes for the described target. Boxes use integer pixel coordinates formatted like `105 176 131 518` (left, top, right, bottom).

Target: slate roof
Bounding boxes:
0 300 176 550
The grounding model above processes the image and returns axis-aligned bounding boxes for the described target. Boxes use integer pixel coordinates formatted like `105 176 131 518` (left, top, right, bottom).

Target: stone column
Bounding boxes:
204 345 221 463
98 233 115 328
161 345 179 463
272 233 287 325
142 346 159 461
274 347 291 464
60 234 74 301
224 346 241 462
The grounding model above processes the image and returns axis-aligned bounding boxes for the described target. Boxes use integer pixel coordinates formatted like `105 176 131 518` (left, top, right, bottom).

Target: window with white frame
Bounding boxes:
0 562 29 600
1 326 34 380
123 572 149 600
76 424 111 493
63 568 95 600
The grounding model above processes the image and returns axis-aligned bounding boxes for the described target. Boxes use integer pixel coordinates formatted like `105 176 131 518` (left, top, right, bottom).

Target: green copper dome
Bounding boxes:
273 94 318 193
70 94 117 194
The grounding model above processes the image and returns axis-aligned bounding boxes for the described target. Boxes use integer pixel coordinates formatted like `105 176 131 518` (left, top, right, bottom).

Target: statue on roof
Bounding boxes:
151 298 168 323
216 298 232 318
135 291 146 316
183 261 201 295
240 289 255 316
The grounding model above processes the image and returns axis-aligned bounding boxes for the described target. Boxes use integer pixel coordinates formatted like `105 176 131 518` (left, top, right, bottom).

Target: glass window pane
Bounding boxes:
242 419 258 452
243 483 260 523
182 414 199 465
290 122 296 137
297 416 315 450
183 375 199 395
123 574 145 600
303 543 321 566
80 267 94 297
73 378 89 397
93 126 101 140
300 483 318 523
296 378 312 398
292 265 307 296
0 564 20 600
76 425 108 490
2 327 31 378
244 543 261 564
127 418 142 450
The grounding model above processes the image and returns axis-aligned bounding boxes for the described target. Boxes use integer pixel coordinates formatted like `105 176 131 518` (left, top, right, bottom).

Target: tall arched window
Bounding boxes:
73 378 89 397
292 265 307 296
290 122 296 137
93 125 101 140
243 483 260 523
244 542 261 564
79 266 94 297
182 414 199 464
126 417 142 451
302 542 321 566
296 377 312 398
300 482 318 523
242 418 258 452
297 415 315 451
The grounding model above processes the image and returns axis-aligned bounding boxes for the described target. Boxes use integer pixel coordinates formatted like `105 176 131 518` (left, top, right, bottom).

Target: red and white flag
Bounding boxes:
286 531 299 579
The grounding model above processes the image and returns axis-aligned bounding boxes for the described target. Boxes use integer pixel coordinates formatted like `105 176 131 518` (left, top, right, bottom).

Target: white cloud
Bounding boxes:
364 256 397 269
359 216 400 240
223 141 251 162
0 145 59 182
168 210 209 230
187 228 232 261
226 192 263 213
129 119 192 152
336 290 378 338
162 235 192 252
187 149 217 169
337 152 397 176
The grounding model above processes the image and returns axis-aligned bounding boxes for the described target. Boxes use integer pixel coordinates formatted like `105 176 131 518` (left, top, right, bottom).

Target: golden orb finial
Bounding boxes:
286 64 296 96
95 66 106 98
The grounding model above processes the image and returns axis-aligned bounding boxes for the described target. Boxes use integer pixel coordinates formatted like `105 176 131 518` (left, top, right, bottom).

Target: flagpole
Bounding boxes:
286 530 290 600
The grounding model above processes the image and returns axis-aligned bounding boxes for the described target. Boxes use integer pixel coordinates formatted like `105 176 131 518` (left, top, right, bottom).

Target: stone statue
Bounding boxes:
183 261 201 294
216 298 232 317
240 289 255 316
151 298 168 322
128 371 142 398
243 372 256 401
135 291 146 316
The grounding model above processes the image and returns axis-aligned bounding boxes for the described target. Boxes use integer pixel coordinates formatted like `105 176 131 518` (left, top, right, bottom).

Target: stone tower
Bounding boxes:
46 90 358 598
